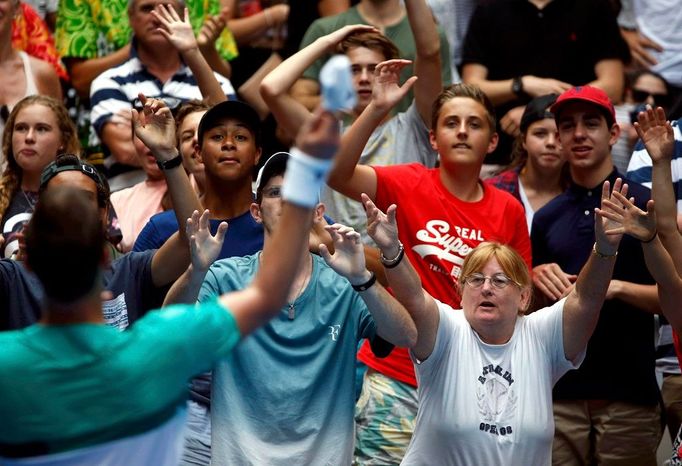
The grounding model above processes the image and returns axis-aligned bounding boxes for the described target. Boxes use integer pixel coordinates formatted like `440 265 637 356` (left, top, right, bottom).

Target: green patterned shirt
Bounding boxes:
56 0 238 61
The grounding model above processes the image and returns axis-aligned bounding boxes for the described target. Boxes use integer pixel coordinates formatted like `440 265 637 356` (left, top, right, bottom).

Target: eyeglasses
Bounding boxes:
261 186 282 199
464 273 518 289
631 90 671 108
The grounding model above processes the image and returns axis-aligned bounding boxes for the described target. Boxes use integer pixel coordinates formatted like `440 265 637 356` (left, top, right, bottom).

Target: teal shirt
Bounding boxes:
201 253 377 465
0 300 240 453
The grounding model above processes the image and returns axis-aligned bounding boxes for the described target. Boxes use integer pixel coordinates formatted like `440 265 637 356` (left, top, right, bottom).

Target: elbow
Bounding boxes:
71 75 92 99
259 78 280 102
404 324 418 348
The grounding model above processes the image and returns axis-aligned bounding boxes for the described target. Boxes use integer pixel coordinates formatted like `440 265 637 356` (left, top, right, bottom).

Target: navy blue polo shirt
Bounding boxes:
531 170 658 405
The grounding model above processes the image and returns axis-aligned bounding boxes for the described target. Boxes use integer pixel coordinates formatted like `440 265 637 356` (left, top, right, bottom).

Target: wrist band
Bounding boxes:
156 154 183 170
380 242 405 268
641 230 658 244
282 147 333 208
592 242 618 259
352 272 376 292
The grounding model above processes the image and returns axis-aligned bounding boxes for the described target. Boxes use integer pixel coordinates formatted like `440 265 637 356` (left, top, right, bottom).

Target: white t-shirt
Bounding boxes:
402 298 583 466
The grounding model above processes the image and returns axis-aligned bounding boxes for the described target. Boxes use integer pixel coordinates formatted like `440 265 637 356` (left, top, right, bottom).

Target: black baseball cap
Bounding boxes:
520 94 558 133
197 100 261 147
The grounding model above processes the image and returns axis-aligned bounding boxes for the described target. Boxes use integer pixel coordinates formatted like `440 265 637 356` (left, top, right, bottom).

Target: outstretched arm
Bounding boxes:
320 223 417 347
260 24 374 140
327 60 417 202
363 194 439 360
562 180 625 361
599 191 682 331
132 95 204 287
219 110 340 336
634 106 682 273
405 0 441 125
153 5 228 105
164 209 228 305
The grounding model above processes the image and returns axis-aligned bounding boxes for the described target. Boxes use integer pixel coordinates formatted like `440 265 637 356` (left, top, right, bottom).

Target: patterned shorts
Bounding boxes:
354 370 418 465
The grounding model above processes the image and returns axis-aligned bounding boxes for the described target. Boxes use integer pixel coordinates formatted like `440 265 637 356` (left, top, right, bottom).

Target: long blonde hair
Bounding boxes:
0 95 80 223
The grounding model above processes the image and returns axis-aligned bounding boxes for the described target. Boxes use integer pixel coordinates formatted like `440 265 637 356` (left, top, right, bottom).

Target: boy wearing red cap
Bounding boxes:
531 86 661 464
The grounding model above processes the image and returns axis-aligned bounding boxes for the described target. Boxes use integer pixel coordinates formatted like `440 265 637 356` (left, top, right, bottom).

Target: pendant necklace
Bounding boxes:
287 256 312 320
21 190 38 213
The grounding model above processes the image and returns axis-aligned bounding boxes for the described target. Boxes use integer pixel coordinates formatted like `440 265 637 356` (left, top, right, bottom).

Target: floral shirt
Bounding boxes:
55 0 238 61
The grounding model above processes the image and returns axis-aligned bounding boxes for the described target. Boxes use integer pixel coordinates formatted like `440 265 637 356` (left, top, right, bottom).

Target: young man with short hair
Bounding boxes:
531 85 661 464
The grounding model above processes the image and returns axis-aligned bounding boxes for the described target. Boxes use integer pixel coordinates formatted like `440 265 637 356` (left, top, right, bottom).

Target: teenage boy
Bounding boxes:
260 0 443 242
531 85 660 465
0 110 340 463
327 82 531 463
165 152 416 465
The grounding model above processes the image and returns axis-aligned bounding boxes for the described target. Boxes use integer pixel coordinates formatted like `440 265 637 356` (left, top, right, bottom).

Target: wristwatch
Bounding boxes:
156 154 183 170
511 76 525 98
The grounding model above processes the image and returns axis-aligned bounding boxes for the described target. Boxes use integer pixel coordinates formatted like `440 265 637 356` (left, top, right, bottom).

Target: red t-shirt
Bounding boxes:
358 164 532 386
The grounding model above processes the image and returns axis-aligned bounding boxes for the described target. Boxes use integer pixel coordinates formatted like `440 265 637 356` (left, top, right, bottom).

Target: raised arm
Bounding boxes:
219 110 340 336
153 5 228 105
319 223 417 347
634 106 682 273
327 59 417 202
196 8 233 80
363 194 439 360
260 24 374 140
132 95 204 286
405 0 441 125
562 180 625 361
600 189 682 331
164 209 228 305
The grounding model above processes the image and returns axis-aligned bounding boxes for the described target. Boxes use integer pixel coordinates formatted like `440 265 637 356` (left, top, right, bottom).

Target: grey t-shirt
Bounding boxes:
321 101 437 243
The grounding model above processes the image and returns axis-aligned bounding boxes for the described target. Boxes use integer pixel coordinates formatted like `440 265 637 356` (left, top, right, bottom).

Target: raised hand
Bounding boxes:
295 108 340 160
319 224 370 284
186 209 228 272
197 7 230 49
132 93 177 161
371 59 417 113
594 179 627 255
597 190 657 242
152 5 198 53
634 106 675 163
324 24 377 49
362 193 399 253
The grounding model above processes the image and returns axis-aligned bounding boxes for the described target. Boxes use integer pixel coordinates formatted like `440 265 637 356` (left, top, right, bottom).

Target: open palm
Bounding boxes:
634 106 675 163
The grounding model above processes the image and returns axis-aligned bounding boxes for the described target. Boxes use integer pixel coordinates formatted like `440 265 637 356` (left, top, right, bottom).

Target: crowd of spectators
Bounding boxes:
2 0 682 464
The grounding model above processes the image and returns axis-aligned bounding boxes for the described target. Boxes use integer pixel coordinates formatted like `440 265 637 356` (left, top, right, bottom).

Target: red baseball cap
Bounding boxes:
551 85 616 125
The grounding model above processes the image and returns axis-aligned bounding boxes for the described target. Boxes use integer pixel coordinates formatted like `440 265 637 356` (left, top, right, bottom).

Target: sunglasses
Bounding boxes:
631 90 670 108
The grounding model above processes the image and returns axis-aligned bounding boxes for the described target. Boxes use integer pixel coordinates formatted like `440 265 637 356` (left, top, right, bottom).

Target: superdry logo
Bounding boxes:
414 220 485 278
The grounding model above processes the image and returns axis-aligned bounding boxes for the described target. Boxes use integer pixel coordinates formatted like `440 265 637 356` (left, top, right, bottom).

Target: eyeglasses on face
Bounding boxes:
632 89 670 108
464 273 518 289
261 186 282 199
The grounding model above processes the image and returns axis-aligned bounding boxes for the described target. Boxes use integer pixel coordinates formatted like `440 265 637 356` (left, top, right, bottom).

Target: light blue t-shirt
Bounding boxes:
200 253 376 466
0 300 240 454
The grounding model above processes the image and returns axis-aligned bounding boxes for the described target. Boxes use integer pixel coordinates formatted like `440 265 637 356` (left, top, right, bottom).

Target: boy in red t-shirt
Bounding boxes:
328 82 531 463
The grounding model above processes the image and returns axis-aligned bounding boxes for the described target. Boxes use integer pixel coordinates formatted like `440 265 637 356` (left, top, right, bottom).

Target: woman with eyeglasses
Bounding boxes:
359 177 627 465
0 95 80 259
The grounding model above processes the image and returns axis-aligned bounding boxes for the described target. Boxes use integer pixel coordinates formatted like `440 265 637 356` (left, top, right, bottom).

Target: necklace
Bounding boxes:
286 255 313 320
21 190 38 212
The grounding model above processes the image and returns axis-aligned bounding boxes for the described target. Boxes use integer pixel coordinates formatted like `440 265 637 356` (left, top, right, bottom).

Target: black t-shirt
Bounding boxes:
462 0 630 164
0 191 36 259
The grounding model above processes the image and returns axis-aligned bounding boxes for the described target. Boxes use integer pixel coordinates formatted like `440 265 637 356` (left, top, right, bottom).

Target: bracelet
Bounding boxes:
592 242 618 259
281 148 333 208
380 242 405 269
352 272 376 292
156 154 183 170
641 230 658 244
264 8 273 28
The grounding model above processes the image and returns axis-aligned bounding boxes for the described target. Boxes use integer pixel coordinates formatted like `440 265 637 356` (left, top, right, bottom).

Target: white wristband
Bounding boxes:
282 148 333 208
